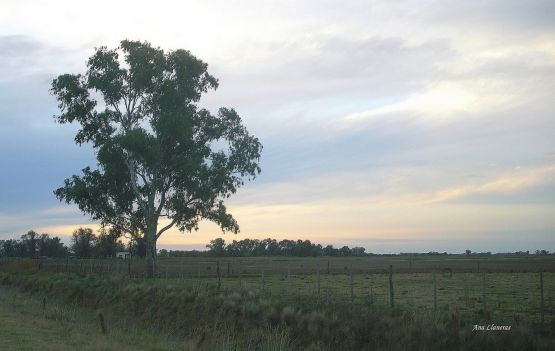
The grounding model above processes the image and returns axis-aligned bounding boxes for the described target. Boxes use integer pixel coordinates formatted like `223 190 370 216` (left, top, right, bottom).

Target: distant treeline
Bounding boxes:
0 231 68 258
159 238 368 258
1 230 552 259
159 238 554 258
0 228 126 259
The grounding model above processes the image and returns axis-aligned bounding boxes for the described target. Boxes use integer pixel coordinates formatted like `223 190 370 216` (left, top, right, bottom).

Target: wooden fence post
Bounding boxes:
217 261 221 292
433 271 437 312
287 264 292 295
389 265 394 309
327 260 330 275
317 268 321 302
261 269 265 293
350 268 354 310
98 311 108 334
540 271 545 324
482 272 487 317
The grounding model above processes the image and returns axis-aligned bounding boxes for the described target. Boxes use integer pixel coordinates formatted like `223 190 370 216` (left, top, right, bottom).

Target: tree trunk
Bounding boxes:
145 225 157 278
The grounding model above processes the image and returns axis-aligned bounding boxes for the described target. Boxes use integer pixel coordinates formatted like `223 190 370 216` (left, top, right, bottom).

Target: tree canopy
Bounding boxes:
0 230 68 258
51 40 262 276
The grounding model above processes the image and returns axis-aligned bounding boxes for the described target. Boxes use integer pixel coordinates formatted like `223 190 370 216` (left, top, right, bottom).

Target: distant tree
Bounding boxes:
351 246 366 256
241 239 259 256
20 230 40 258
158 249 169 257
225 240 240 257
313 244 323 257
206 238 226 257
71 227 96 258
0 240 18 257
0 232 68 258
296 240 313 257
323 245 338 257
465 249 472 256
253 240 267 256
279 240 296 256
37 234 68 258
263 238 280 256
51 40 262 277
128 236 147 257
94 228 125 258
339 246 352 256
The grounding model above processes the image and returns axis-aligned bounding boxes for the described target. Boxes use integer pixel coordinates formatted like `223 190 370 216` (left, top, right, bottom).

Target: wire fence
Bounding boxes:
0 256 550 324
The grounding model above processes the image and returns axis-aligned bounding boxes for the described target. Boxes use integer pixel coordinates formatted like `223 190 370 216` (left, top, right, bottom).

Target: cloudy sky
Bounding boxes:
1 0 554 253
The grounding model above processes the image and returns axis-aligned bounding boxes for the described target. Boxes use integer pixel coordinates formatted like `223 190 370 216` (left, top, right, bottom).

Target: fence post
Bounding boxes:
261 269 265 293
317 268 321 302
389 265 394 309
327 260 330 275
482 272 487 317
217 261 221 292
350 268 354 310
540 271 545 324
227 261 230 275
98 311 108 334
287 264 292 295
433 271 437 312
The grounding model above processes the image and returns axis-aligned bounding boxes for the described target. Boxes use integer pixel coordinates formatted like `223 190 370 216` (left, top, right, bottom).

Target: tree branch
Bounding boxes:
156 218 177 239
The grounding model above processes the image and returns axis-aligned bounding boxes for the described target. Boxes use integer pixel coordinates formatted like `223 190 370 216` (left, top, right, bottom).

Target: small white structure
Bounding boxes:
116 251 131 259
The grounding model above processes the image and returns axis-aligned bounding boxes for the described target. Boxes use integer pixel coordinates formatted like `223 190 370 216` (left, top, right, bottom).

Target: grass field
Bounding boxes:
0 283 294 351
205 271 555 322
2 256 555 350
0 286 188 350
27 255 555 323
1 270 555 350
33 255 555 277
0 272 555 350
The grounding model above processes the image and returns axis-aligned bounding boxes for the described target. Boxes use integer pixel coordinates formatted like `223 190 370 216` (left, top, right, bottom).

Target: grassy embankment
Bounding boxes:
0 285 190 350
1 270 554 351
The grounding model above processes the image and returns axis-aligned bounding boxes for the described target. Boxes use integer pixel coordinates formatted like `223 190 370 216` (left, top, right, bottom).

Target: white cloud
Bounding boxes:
1 1 554 251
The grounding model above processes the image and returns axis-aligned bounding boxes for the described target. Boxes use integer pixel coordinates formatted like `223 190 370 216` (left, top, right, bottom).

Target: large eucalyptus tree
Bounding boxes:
51 40 262 276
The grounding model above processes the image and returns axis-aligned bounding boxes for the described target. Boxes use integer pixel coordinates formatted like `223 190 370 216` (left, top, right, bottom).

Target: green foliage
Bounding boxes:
69 227 126 258
202 238 365 257
70 228 96 258
0 231 68 258
50 40 262 273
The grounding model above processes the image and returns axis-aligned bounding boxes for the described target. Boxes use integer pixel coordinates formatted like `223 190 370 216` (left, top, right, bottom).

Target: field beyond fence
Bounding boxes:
2 255 554 324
